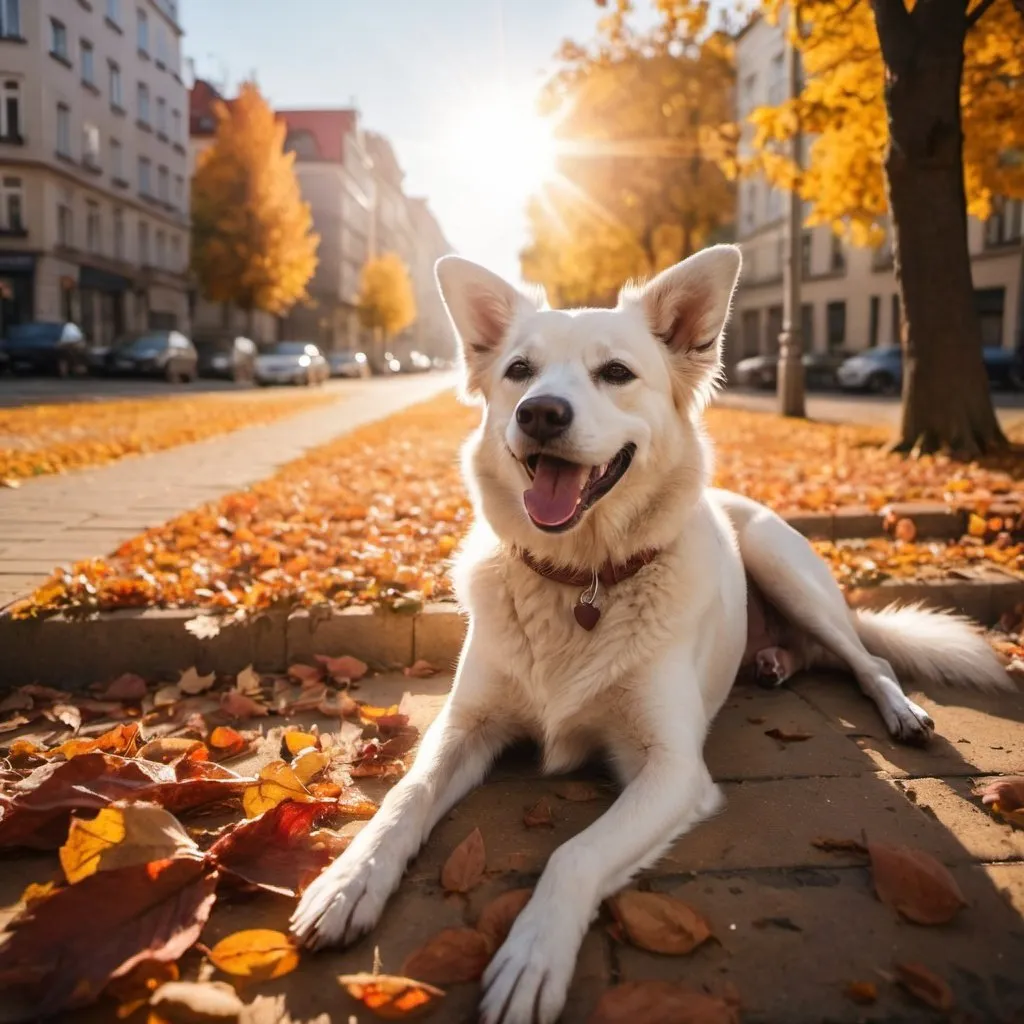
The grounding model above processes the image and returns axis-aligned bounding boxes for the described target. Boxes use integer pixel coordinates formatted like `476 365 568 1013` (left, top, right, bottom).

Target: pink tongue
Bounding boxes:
524 456 589 527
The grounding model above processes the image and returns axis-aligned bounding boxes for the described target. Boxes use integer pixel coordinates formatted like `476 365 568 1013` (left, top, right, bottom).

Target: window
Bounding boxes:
113 207 124 258
106 0 121 26
975 287 1006 348
985 199 1023 248
873 222 894 270
768 52 786 106
155 229 165 268
0 175 23 232
0 79 20 141
826 301 847 351
111 137 123 179
800 303 814 350
0 0 21 39
50 19 68 61
800 232 812 278
57 191 73 247
156 96 166 135
138 219 149 263
741 73 757 116
82 122 100 166
109 62 123 109
56 103 71 157
765 305 783 355
171 109 181 143
80 40 96 87
157 165 168 202
869 296 880 348
86 201 100 253
136 8 148 53
137 82 149 124
830 234 846 274
173 174 183 207
155 26 168 67
138 155 151 195
170 233 180 269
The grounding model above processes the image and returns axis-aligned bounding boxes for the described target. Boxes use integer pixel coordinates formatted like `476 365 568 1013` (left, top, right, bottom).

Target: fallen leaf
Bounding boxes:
844 981 877 1005
137 737 209 764
184 615 222 639
376 714 412 735
894 518 917 543
241 760 313 818
764 727 813 743
608 890 712 955
0 689 34 712
95 674 148 702
234 665 262 696
148 979 243 1021
869 842 967 924
476 889 533 952
282 729 321 757
337 972 444 1020
552 781 601 802
45 703 83 732
440 827 486 893
288 663 322 685
316 654 368 683
403 660 437 678
19 880 59 910
208 726 248 759
975 776 1024 826
523 798 554 828
811 837 868 855
154 685 182 708
60 802 200 883
0 857 217 1019
401 928 491 984
292 748 331 785
894 962 954 1011
178 668 216 696
751 916 801 932
209 800 349 896
967 512 987 537
104 960 179 1019
207 929 299 982
45 721 142 761
359 703 401 723
219 690 268 720
587 982 739 1024
0 713 34 734
309 781 344 799
317 690 360 718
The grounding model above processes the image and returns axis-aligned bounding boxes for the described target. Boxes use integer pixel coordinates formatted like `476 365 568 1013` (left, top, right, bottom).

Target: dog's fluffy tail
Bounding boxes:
853 603 1014 691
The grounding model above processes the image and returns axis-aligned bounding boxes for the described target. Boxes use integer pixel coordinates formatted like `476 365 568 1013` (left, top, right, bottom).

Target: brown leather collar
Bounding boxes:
517 547 660 588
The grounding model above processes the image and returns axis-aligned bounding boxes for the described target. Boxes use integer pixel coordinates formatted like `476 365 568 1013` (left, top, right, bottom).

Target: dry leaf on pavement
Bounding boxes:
975 776 1024 826
45 721 141 761
282 729 321 757
894 962 955 1010
869 842 967 924
219 689 268 720
292 748 331 786
316 654 368 683
551 781 602 802
178 668 216 696
94 673 148 702
148 980 244 1021
234 665 263 695
476 889 533 952
812 837 868 855
104 960 179 1018
440 827 486 893
241 760 314 818
206 929 299 981
288 663 323 685
136 737 208 764
844 981 878 1004
607 890 712 955
587 981 739 1024
208 725 249 759
764 727 813 744
338 972 444 1019
404 660 438 678
401 928 491 984
523 798 554 828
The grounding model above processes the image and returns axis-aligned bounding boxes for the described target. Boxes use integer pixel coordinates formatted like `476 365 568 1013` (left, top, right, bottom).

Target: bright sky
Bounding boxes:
182 0 614 285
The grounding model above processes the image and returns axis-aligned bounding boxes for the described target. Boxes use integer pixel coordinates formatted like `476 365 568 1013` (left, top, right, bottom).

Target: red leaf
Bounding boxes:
869 842 967 924
588 982 739 1024
0 857 217 1020
894 961 955 1011
551 781 602 802
607 891 712 955
440 827 486 893
94 673 148 702
401 928 491 984
476 889 532 952
209 800 349 896
315 654 368 682
403 659 437 678
523 798 554 828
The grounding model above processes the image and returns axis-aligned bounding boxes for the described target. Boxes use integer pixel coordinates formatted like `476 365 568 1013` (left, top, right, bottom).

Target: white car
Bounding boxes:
255 341 329 386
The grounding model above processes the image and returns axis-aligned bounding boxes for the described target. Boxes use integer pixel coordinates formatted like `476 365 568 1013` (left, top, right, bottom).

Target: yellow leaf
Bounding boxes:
292 748 330 785
207 929 299 981
241 760 313 818
283 729 319 756
967 513 987 538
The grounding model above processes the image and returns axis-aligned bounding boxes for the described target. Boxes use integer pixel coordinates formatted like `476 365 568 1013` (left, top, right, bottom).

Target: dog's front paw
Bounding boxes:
479 903 577 1024
884 693 935 746
289 848 391 950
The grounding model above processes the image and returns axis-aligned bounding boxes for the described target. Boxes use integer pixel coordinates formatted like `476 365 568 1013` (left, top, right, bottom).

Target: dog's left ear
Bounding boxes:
626 245 742 356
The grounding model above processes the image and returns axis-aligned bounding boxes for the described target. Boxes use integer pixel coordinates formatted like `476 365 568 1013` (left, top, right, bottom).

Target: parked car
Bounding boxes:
837 346 1023 395
0 343 8 374
328 350 371 379
406 351 433 373
432 356 455 371
104 331 198 382
2 321 89 376
369 351 402 376
195 335 258 383
255 341 329 386
732 350 850 391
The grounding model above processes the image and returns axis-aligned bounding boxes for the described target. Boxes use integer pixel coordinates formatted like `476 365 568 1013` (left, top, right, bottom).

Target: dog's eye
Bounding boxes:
597 361 637 386
691 338 717 354
504 359 534 383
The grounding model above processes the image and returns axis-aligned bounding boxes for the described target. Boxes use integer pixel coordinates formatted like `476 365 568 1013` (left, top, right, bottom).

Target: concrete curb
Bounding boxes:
3 567 1022 687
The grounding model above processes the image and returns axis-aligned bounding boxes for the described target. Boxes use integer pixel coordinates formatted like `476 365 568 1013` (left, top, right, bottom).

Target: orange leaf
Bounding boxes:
208 726 248 759
403 660 437 678
316 654 368 682
401 928 491 984
588 982 739 1024
476 889 532 952
869 842 967 924
207 929 299 981
523 798 554 828
552 781 602 802
608 890 712 955
844 981 877 1005
440 827 485 893
241 760 313 818
894 962 954 1011
337 972 444 1020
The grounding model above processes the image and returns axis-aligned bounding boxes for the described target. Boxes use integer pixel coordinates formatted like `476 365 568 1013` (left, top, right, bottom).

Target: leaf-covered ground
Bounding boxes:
0 389 336 483
10 396 1024 619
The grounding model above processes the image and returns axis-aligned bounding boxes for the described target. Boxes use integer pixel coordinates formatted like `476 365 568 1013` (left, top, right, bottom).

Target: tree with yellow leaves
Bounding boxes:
748 0 1024 456
356 253 417 353
191 81 319 323
521 1 737 307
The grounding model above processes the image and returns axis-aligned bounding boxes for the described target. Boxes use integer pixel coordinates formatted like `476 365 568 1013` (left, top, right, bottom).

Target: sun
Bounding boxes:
439 87 559 203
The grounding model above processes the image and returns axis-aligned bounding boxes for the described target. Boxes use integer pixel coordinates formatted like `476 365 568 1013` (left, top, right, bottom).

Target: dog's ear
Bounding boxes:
628 245 742 356
435 256 538 399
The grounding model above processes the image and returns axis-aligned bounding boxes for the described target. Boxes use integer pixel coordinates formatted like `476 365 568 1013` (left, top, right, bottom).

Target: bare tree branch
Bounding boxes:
966 0 998 30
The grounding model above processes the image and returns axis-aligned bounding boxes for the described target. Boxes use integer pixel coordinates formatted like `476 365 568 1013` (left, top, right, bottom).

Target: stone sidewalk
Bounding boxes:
5 669 1020 1023
0 374 455 609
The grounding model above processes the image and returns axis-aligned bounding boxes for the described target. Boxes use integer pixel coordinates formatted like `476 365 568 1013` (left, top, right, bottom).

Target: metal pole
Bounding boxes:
777 0 805 417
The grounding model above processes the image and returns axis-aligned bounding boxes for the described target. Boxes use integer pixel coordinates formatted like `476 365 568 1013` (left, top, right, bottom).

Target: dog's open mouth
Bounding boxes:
521 444 636 532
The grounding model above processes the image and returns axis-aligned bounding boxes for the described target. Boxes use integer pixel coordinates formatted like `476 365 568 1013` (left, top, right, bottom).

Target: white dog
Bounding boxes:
292 246 1010 1023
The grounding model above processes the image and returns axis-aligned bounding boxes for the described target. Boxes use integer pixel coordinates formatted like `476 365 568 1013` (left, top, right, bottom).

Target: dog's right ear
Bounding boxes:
435 256 537 399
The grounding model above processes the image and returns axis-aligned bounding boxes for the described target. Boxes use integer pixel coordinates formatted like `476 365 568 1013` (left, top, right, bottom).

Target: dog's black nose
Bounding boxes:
516 395 574 442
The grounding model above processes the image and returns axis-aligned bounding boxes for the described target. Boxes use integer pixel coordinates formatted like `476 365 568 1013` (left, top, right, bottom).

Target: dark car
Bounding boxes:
104 330 198 382
194 335 257 383
838 346 1023 394
3 321 88 376
732 350 850 391
369 351 402 375
981 347 1024 390
328 350 371 379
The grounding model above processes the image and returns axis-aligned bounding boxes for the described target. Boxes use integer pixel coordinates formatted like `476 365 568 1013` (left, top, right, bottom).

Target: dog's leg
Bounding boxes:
479 659 719 1024
291 641 511 949
736 508 934 742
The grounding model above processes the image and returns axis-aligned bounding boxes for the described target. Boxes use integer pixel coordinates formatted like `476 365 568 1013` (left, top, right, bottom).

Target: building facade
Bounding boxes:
0 0 190 343
734 13 1023 366
407 195 454 360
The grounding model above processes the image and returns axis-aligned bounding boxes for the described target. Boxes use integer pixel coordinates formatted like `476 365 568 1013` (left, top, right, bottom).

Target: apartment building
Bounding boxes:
407 196 454 360
734 13 1022 365
0 0 190 343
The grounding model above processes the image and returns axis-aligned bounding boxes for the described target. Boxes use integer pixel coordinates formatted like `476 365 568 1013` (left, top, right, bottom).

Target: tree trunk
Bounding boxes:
873 0 1007 457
